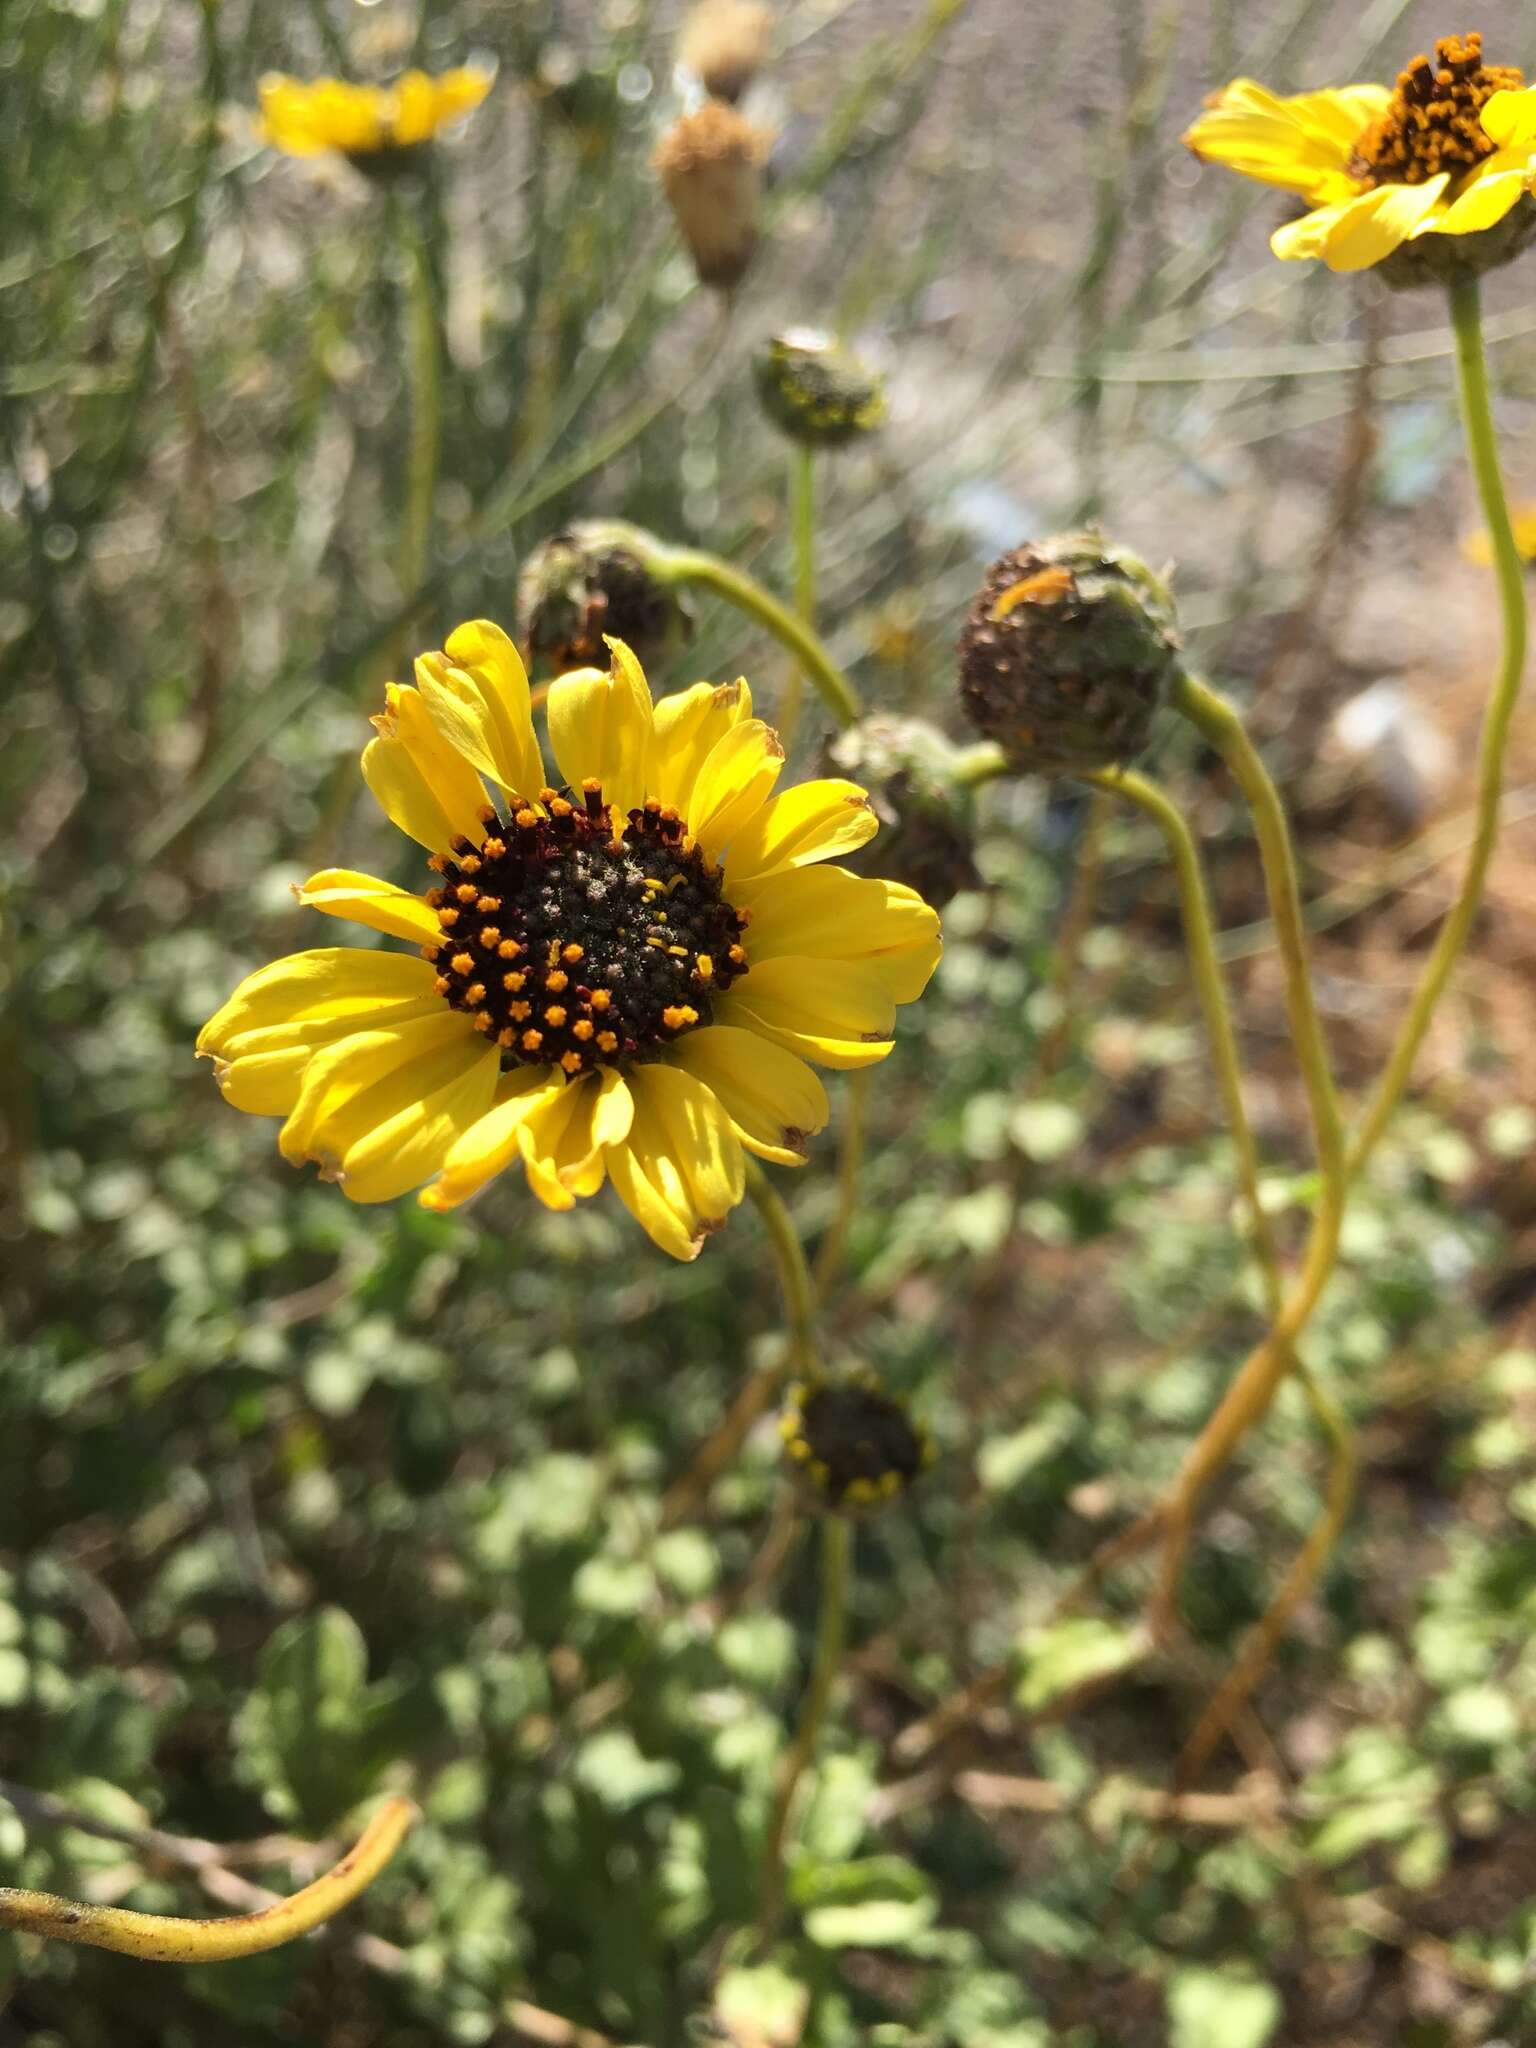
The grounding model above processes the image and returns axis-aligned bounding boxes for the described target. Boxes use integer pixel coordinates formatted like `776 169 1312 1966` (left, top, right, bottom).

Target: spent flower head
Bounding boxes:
517 522 689 677
826 715 982 909
199 633 940 1261
779 1372 935 1512
678 0 774 105
1184 31 1536 283
957 533 1180 776
653 102 770 289
257 69 492 173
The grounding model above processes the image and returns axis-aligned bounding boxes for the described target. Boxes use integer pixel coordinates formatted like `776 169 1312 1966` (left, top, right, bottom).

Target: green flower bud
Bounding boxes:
957 532 1180 775
517 521 688 676
779 1371 934 1513
753 329 886 448
826 714 982 909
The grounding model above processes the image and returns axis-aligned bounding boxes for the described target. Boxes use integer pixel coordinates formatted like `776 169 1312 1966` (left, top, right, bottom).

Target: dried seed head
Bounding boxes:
957 532 1181 775
753 329 886 448
678 0 774 104
826 714 981 908
779 1372 934 1512
517 521 687 676
653 102 770 289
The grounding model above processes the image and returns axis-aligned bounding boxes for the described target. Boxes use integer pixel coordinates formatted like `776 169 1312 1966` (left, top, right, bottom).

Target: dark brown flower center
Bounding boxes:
425 784 749 1075
1349 32 1521 188
780 1375 933 1509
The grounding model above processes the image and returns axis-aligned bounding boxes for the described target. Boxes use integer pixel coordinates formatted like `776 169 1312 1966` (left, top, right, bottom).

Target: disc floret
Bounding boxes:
779 1372 935 1511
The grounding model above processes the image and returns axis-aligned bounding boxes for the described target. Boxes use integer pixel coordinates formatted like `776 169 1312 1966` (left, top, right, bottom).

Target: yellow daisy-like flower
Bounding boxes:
257 68 492 161
199 630 941 1262
1184 31 1536 276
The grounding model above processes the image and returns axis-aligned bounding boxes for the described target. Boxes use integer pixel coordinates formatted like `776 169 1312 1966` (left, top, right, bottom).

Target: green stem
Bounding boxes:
1347 277 1528 1178
757 1511 852 1946
777 446 817 748
659 1161 818 1530
1085 767 1282 1311
398 202 440 646
659 547 860 730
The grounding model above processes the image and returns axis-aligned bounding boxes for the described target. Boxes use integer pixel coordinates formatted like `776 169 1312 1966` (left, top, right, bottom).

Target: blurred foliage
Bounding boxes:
6 0 1536 2043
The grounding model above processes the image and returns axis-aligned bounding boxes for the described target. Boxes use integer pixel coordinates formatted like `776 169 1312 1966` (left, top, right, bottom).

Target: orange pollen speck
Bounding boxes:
560 1050 583 1073
452 952 475 976
515 808 539 829
572 1019 595 1041
456 883 479 904
521 1029 544 1051
474 1012 494 1033
458 855 482 875
434 975 451 995
427 853 446 872
510 1000 532 1021
544 1005 568 1027
480 926 502 948
597 1030 619 1052
498 939 522 959
497 1028 515 1048
582 777 602 794
562 943 584 963
466 982 486 1006
728 944 747 965
503 971 526 992
662 1004 699 1031
482 838 506 859
550 797 573 818
477 895 501 914
696 955 714 981
546 970 570 993
438 907 460 927
590 989 612 1011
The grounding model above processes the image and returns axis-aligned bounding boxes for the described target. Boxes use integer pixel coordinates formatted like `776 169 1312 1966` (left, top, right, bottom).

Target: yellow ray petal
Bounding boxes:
604 1063 745 1259
363 684 489 852
336 1038 501 1204
546 639 654 820
739 866 942 1004
416 619 544 801
722 778 878 888
198 948 438 1059
391 66 492 145
665 1025 828 1166
714 956 897 1069
1183 78 1386 203
213 1046 315 1118
419 1067 563 1211
1426 154 1531 238
293 869 442 947
516 1066 634 1209
651 678 754 812
686 719 784 862
1271 175 1448 270
278 1010 481 1169
1481 86 1536 152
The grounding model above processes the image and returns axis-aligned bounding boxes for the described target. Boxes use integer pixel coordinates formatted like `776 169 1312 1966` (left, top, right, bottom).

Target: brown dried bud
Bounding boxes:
958 532 1180 775
826 715 981 908
653 102 769 290
516 521 687 676
678 0 773 104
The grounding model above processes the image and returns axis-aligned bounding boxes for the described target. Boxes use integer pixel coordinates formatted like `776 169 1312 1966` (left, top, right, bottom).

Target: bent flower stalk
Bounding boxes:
199 631 940 1260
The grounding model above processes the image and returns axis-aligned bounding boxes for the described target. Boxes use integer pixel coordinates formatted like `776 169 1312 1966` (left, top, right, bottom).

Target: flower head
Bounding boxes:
753 330 886 449
678 0 774 105
1184 32 1536 282
779 1372 934 1511
199 631 940 1261
258 69 492 168
517 522 688 677
957 533 1180 776
653 102 770 289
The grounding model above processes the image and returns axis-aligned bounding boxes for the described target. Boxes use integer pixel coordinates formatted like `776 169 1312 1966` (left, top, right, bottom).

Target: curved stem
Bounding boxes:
1085 767 1282 1308
660 1160 818 1529
757 1511 852 1946
777 446 818 749
0 1798 415 1962
1348 277 1528 1178
659 547 861 730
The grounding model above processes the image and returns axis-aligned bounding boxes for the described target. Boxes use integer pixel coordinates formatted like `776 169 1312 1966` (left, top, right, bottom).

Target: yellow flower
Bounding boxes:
1463 501 1536 565
1184 32 1536 275
199 631 941 1261
257 68 492 161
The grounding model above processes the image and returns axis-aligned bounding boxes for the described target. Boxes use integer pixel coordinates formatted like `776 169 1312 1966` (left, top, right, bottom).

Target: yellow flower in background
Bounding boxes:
199 632 941 1261
1184 32 1536 275
1462 501 1536 565
257 68 492 161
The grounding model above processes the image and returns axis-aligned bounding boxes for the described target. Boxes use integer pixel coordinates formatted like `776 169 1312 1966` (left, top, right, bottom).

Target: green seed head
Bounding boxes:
753 329 886 448
517 521 687 676
779 1370 934 1513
